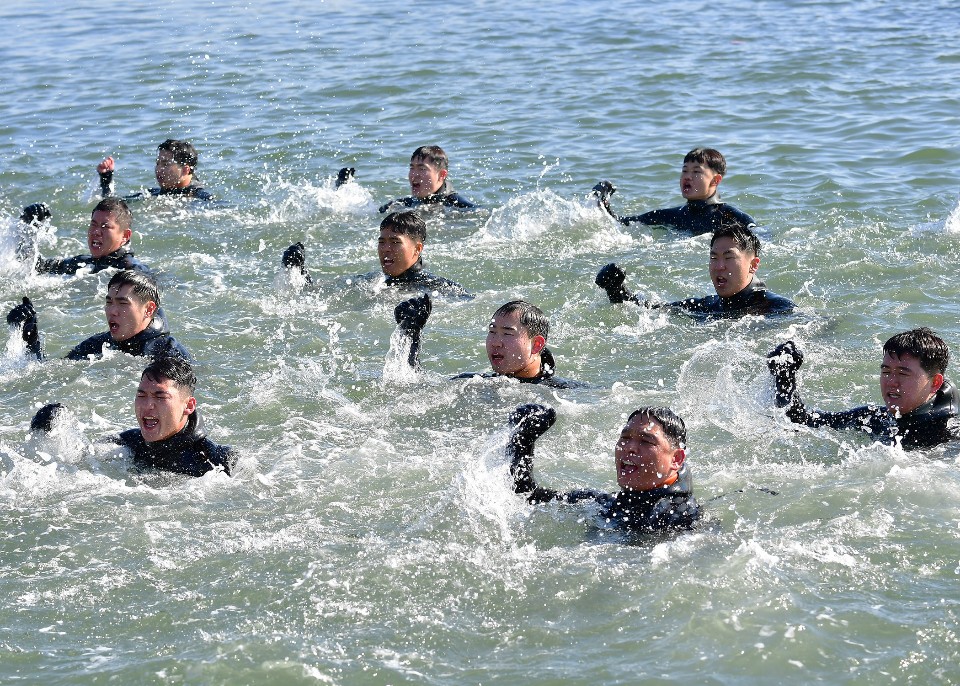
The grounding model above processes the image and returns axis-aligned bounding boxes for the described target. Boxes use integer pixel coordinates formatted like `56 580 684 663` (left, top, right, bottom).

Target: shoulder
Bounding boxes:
717 203 757 226
444 192 477 210
66 332 111 360
118 428 144 450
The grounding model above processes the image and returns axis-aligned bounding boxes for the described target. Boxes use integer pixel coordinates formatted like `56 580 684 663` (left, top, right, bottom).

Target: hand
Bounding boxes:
509 403 556 447
97 156 115 175
30 403 67 433
7 297 39 349
336 167 356 188
591 179 616 202
282 242 306 269
394 293 432 333
595 263 626 291
20 203 51 225
767 340 804 376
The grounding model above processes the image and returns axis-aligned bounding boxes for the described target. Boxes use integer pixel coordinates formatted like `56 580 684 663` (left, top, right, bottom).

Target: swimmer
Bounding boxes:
282 209 471 298
30 356 233 477
98 139 212 201
767 328 959 450
24 197 153 276
595 221 794 320
506 403 700 531
394 294 580 388
6 270 190 361
592 148 755 235
377 145 477 213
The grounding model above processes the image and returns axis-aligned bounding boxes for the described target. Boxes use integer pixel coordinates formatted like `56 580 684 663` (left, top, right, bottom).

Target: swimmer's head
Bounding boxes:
408 145 449 198
681 148 725 201
105 270 160 342
486 301 549 379
880 328 949 416
709 221 761 298
137 356 197 443
156 139 198 189
378 211 425 277
616 407 687 491
88 197 132 258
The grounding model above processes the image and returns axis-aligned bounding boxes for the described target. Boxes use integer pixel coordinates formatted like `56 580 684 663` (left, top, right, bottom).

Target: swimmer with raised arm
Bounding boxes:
392 295 579 388
282 210 471 298
505 403 700 531
592 147 755 235
767 328 959 450
595 222 794 320
98 139 212 201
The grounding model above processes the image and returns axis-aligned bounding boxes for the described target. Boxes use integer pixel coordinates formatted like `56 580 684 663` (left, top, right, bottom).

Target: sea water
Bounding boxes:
2 0 960 683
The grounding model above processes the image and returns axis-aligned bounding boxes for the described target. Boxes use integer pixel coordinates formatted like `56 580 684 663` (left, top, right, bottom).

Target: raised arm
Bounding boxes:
393 293 432 369
6 297 42 359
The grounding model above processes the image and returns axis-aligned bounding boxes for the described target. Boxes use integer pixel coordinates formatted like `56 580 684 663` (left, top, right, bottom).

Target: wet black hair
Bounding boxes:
380 210 427 244
491 300 549 340
158 139 199 169
710 219 762 257
142 355 197 394
108 269 160 308
883 327 949 377
410 145 449 172
626 407 687 449
93 196 132 233
683 147 726 176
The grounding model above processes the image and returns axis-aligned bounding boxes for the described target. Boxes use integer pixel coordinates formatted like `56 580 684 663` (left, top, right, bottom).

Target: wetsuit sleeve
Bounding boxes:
394 293 431 368
506 404 566 503
616 208 678 227
98 169 114 197
444 193 477 210
66 333 110 361
6 297 42 359
35 254 83 275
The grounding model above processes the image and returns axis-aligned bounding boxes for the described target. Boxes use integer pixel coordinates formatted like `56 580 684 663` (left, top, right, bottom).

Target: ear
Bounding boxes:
122 228 133 245
531 335 546 355
438 168 448 183
144 300 158 320
931 372 945 393
749 255 760 273
181 164 192 177
184 395 197 417
671 448 686 470
414 240 424 257
711 173 722 188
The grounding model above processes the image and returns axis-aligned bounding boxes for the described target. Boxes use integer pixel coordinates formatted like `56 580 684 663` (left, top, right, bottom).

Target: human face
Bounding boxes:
680 161 721 201
615 414 685 492
408 156 447 198
104 283 156 342
378 229 423 277
485 309 545 379
880 352 943 416
155 149 191 189
88 210 132 258
709 236 759 298
135 374 195 443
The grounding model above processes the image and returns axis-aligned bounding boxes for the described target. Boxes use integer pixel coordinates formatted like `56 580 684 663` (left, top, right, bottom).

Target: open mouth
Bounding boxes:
140 416 160 431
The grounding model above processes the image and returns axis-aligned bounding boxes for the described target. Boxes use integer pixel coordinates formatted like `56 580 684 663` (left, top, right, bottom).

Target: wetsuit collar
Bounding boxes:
110 322 168 353
686 193 721 211
418 180 456 204
614 463 694 501
514 348 556 383
387 256 426 283
714 276 766 309
898 379 959 422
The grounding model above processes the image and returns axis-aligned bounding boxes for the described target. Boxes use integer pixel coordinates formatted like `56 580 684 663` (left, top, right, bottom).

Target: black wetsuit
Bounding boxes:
118 410 234 477
100 171 212 201
378 180 476 213
604 193 756 235
66 316 191 362
652 277 795 320
509 422 700 532
774 376 960 451
373 257 471 298
451 349 581 389
35 244 151 276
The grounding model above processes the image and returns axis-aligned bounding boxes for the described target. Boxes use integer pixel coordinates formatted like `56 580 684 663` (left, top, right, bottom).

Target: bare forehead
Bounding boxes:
107 283 136 299
137 375 176 393
882 351 924 370
710 237 744 254
489 309 522 329
621 413 664 435
91 210 119 226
